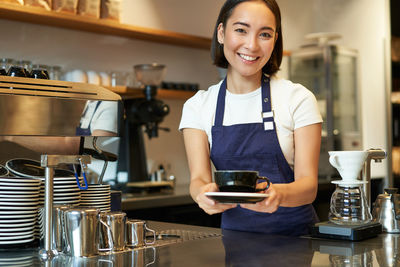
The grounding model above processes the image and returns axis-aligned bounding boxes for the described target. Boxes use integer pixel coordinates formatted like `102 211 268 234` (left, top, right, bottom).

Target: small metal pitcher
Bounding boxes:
126 220 156 248
372 188 400 233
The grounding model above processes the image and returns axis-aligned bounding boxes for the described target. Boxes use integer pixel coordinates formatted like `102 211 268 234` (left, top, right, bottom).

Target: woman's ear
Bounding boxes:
217 23 224 44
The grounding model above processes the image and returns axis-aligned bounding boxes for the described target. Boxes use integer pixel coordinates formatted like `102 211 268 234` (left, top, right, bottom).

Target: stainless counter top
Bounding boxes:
121 184 194 210
0 220 398 266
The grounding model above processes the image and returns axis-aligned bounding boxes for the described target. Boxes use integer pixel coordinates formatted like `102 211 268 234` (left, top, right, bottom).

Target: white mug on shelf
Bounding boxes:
99 72 111 87
64 69 88 83
87 70 101 85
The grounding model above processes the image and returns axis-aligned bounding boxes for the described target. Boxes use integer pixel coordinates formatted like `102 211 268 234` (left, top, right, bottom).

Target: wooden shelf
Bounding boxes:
0 3 293 55
107 86 195 100
0 2 211 50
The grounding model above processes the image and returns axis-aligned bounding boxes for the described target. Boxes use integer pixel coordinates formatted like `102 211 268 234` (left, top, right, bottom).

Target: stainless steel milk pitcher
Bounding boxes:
64 207 114 257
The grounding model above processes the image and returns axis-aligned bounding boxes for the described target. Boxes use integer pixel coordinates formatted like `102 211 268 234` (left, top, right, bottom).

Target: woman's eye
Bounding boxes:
260 32 272 39
235 28 246 33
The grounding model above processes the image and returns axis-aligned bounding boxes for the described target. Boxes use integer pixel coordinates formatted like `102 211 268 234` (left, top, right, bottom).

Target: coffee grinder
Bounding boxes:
117 64 170 190
311 149 386 241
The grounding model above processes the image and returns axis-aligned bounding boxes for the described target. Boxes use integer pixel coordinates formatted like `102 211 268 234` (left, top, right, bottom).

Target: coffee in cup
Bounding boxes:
214 170 270 192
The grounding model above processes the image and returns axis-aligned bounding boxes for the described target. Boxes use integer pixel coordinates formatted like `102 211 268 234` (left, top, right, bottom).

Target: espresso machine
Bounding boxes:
0 75 122 258
311 149 386 241
117 64 171 191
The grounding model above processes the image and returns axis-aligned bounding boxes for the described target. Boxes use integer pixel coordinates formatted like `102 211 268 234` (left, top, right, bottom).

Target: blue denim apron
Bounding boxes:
210 76 317 236
76 101 102 136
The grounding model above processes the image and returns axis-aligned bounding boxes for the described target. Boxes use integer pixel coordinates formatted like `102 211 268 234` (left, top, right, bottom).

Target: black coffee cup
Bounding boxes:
214 170 270 192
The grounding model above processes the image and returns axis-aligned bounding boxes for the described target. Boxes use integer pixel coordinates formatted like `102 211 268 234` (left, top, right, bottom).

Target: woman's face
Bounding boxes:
218 1 277 79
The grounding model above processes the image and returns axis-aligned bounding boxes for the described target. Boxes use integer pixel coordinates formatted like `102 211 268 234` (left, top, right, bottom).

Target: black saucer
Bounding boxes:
205 192 269 204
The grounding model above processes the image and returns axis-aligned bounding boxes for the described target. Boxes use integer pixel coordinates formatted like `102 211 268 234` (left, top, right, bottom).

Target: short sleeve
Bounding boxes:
91 102 118 133
292 87 323 129
179 93 205 131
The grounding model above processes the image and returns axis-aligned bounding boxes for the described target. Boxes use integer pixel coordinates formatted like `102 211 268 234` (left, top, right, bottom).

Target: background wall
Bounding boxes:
0 0 391 185
279 0 391 180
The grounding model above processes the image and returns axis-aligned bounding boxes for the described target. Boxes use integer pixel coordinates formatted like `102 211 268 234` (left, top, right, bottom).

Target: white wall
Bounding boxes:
278 0 391 179
0 1 225 186
0 0 392 183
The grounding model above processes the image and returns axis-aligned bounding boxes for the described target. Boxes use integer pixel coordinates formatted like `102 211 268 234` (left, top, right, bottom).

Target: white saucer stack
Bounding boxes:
0 177 41 246
36 177 82 239
38 177 82 207
80 184 111 212
0 251 37 266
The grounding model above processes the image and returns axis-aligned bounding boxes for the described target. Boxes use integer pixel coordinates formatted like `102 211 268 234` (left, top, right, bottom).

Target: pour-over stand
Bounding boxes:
310 149 386 241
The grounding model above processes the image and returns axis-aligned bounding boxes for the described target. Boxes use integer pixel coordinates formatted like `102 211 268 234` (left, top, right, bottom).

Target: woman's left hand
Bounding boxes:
240 183 282 213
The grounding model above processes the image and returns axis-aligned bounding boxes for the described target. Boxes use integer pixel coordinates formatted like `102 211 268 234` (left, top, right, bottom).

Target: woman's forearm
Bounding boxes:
190 178 208 203
274 176 318 207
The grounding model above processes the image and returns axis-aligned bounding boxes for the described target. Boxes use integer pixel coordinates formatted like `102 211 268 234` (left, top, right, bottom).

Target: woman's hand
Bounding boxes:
240 183 283 213
196 183 237 215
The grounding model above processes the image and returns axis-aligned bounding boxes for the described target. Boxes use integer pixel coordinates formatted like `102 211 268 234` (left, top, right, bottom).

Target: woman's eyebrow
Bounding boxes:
232 21 275 31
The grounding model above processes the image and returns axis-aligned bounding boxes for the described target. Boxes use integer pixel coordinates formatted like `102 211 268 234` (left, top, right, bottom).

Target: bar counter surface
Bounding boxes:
121 184 194 210
0 220 398 266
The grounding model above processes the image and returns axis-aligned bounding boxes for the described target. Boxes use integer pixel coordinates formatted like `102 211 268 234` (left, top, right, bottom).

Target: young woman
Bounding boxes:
179 0 322 235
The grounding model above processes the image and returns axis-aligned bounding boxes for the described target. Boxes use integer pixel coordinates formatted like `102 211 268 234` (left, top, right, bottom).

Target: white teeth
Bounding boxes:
239 54 257 61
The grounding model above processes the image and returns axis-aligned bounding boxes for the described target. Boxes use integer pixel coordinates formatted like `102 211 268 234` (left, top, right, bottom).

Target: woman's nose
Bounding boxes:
244 34 259 51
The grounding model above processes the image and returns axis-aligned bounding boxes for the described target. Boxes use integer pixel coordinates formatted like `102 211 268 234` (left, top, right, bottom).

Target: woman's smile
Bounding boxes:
238 53 259 62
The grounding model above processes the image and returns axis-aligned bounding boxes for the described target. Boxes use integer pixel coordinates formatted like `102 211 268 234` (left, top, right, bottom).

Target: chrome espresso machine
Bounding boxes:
0 75 122 259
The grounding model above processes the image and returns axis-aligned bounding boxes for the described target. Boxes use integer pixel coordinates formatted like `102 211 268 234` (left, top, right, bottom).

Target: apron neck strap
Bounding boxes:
214 75 271 127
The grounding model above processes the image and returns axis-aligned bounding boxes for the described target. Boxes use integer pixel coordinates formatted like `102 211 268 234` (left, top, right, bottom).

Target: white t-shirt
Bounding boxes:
79 100 118 133
179 77 323 169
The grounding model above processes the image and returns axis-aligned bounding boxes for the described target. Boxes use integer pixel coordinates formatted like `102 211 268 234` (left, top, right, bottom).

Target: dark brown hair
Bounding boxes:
211 0 282 76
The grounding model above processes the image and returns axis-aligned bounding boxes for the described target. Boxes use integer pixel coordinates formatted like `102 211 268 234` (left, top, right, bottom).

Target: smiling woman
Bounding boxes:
179 0 322 236
216 1 278 83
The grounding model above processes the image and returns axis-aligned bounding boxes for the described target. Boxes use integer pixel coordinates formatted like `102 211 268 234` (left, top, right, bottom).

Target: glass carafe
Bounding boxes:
329 185 372 225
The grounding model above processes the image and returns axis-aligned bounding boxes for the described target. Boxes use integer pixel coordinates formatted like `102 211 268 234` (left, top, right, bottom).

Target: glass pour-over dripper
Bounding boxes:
329 185 372 225
328 150 372 225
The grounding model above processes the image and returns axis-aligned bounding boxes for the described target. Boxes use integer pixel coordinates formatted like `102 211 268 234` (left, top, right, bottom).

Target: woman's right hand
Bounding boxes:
196 183 237 215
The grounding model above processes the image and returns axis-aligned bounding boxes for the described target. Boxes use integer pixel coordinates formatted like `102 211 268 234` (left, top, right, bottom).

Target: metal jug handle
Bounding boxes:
98 220 114 252
145 247 156 267
145 225 156 245
387 188 400 220
98 259 114 267
391 194 400 220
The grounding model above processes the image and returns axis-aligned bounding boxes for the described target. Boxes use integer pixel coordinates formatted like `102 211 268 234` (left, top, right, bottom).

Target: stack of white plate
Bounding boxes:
36 177 82 239
0 177 41 246
80 184 111 212
38 177 82 207
0 251 38 266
